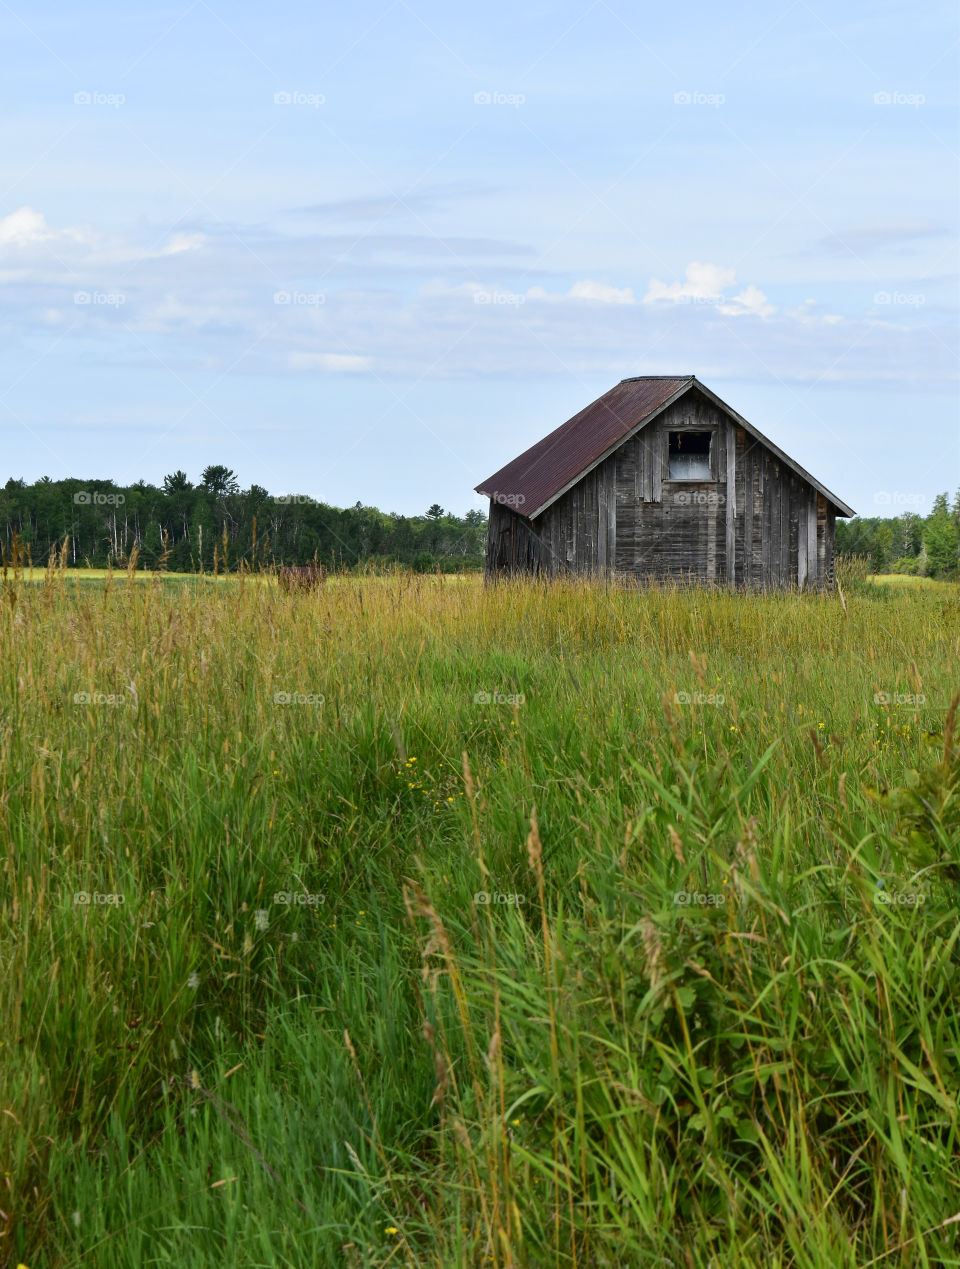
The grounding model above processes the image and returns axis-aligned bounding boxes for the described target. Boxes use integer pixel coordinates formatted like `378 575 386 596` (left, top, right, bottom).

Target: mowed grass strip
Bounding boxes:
1 569 958 1267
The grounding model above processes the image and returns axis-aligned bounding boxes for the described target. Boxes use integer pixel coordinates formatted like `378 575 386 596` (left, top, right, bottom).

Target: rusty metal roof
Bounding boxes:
475 376 692 518
475 376 855 519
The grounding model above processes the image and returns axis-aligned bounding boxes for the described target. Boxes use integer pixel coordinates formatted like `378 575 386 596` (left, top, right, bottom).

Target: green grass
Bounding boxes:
2 569 958 1267
867 573 954 589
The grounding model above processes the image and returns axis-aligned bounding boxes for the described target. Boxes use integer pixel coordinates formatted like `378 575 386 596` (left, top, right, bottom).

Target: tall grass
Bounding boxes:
1 569 958 1266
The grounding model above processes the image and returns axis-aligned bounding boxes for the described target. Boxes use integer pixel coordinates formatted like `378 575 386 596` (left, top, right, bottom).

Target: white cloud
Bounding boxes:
288 352 371 372
427 278 634 305
162 232 207 255
0 205 97 253
0 206 53 247
644 262 775 318
788 299 844 326
0 207 946 388
566 279 634 304
525 279 634 304
718 284 776 318
644 261 735 304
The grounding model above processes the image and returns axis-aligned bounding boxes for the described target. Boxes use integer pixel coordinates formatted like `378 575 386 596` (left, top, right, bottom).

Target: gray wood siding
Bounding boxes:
485 388 839 589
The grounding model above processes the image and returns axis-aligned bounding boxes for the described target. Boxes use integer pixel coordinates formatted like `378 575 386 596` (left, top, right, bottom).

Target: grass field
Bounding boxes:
866 573 955 590
2 567 959 1267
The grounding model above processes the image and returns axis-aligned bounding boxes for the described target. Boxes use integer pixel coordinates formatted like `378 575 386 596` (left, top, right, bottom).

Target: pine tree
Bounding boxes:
924 493 959 578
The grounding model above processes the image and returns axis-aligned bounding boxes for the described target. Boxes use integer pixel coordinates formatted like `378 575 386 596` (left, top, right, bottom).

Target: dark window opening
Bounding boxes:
668 430 712 480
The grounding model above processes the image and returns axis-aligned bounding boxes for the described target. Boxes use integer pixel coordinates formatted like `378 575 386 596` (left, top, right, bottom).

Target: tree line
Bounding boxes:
835 491 960 579
3 469 957 579
0 467 487 572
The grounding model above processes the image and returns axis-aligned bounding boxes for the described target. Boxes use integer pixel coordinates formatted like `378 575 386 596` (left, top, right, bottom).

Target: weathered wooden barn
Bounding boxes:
476 376 854 588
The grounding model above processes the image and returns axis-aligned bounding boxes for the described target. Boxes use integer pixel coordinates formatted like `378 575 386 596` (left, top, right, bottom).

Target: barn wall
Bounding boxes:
613 393 732 581
485 389 840 588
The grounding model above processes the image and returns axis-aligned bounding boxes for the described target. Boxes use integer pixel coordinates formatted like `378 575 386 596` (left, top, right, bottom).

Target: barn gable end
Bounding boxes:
477 377 853 589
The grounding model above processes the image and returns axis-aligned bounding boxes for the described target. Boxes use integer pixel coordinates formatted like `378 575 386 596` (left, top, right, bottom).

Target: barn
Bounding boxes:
476 376 854 588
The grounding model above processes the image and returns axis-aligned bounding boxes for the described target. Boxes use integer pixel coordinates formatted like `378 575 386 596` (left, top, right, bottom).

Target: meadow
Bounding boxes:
1 563 958 1267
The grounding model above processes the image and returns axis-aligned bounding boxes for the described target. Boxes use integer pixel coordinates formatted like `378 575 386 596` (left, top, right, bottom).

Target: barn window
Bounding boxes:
668 430 712 479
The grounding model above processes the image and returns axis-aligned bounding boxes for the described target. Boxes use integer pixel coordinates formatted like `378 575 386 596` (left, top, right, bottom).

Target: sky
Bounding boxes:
0 0 957 518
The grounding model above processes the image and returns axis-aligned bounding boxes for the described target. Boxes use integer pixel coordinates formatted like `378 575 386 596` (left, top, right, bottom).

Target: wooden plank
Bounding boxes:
638 499 658 575
583 478 591 574
725 420 736 584
756 452 766 586
569 485 577 569
641 430 653 503
737 428 747 585
765 461 771 588
825 511 836 587
740 435 753 586
607 462 617 574
651 429 662 502
763 457 776 586
798 497 808 588
706 493 716 581
741 447 752 586
807 489 818 586
597 466 607 570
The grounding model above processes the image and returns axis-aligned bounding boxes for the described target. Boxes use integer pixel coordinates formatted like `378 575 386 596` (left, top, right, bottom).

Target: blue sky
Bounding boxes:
1 0 957 516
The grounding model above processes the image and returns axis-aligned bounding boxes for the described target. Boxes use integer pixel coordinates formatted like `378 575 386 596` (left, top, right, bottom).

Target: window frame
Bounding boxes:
664 427 717 482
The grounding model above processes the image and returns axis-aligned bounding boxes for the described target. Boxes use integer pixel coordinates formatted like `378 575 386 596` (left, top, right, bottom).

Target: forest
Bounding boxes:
0 466 487 572
835 490 960 578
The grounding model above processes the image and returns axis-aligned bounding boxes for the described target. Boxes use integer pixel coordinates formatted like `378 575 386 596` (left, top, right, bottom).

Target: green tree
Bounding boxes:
163 470 193 494
871 522 892 574
897 512 923 557
199 466 240 498
924 493 959 579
